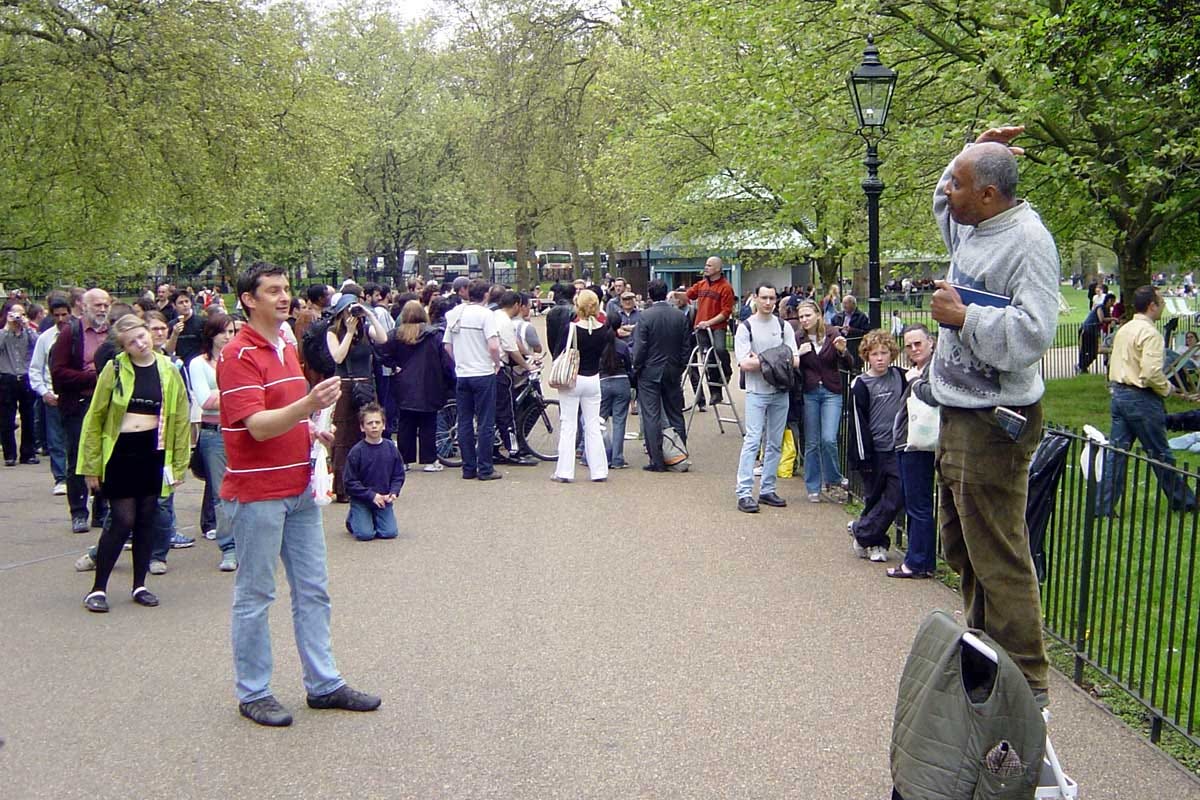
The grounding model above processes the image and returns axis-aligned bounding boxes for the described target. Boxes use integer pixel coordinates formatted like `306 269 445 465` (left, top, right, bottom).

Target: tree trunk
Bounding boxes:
1116 231 1153 301
515 219 535 291
814 251 842 292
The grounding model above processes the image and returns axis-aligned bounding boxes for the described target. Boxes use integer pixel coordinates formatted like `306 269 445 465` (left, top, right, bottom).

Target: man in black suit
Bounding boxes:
633 279 691 471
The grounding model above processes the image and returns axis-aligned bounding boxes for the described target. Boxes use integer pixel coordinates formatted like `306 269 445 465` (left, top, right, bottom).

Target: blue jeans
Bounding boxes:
347 498 398 541
197 427 235 553
152 494 174 563
456 373 497 478
1099 386 1197 514
224 492 343 703
43 401 67 483
600 375 631 466
803 387 844 494
736 390 789 499
898 449 937 573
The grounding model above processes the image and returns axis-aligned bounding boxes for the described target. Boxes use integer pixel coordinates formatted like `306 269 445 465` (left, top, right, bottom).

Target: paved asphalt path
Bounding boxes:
2 381 1198 799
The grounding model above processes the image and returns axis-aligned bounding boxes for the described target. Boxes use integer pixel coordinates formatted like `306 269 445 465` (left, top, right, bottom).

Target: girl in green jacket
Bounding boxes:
79 315 191 613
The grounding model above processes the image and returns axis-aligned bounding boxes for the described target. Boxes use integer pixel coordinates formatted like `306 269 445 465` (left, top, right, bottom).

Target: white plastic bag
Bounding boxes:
1079 423 1107 483
309 406 334 506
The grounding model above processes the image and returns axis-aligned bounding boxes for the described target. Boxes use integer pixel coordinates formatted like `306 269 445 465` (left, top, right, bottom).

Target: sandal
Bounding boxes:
84 591 109 613
886 564 933 580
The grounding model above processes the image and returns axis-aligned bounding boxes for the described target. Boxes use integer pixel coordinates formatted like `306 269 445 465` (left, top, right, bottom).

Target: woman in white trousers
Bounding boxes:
553 290 613 483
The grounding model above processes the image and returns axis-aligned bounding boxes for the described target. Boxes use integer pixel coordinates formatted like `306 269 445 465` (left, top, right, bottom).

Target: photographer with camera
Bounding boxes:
326 293 389 503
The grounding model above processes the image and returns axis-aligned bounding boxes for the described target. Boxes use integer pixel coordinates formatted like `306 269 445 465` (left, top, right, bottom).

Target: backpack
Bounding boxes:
302 314 337 378
662 429 690 472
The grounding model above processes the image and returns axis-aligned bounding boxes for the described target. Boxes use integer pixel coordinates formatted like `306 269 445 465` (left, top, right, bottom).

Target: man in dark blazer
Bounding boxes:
633 279 691 471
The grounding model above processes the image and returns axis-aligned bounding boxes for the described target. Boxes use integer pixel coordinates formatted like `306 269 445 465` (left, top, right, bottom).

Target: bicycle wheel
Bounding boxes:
517 398 561 461
435 401 463 468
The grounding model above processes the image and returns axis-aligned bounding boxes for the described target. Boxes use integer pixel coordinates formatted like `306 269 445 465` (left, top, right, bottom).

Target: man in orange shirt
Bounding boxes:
686 256 736 403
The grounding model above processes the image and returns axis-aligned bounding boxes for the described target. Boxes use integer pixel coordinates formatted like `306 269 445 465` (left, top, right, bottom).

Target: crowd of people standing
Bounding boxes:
0 121 1066 726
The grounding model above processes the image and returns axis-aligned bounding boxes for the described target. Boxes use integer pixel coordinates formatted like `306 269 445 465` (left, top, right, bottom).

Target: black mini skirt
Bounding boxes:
102 427 166 499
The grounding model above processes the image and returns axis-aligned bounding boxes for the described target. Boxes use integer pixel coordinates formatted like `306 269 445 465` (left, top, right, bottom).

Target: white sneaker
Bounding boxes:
807 493 821 503
53 482 67 496
851 539 868 559
203 529 217 540
623 431 639 440
753 465 763 477
422 462 444 473
219 551 238 572
868 546 889 563
149 559 168 575
74 552 96 572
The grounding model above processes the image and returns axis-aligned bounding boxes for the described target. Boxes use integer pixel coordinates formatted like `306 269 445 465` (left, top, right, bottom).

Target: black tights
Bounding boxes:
92 494 158 594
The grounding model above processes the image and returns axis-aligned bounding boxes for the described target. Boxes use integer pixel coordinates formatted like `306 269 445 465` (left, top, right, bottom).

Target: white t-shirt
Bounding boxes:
734 313 798 394
493 309 519 364
445 303 499 377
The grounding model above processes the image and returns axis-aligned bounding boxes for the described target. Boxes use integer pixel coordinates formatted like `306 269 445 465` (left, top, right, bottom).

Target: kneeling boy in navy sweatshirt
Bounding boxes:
343 403 406 541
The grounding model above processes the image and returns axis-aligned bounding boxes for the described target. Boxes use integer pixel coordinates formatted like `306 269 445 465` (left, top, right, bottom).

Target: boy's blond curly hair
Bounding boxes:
858 329 900 361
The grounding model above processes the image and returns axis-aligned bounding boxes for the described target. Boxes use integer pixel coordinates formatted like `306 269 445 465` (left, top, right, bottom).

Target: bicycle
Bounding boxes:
435 368 561 467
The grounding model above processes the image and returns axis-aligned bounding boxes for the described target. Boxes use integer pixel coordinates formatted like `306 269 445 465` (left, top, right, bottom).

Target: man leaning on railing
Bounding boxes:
928 124 1059 708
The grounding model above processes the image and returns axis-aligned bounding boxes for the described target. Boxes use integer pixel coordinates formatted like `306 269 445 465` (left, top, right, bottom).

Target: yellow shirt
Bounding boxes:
1107 313 1170 397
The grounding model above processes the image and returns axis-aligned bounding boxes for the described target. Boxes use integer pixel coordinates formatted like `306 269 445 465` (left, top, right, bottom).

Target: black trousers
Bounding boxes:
852 449 903 549
396 409 437 464
638 369 686 467
495 367 517 452
1077 326 1100 373
0 373 36 462
63 406 108 523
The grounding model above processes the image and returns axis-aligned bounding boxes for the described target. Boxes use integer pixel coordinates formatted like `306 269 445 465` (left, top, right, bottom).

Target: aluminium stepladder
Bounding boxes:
683 327 744 436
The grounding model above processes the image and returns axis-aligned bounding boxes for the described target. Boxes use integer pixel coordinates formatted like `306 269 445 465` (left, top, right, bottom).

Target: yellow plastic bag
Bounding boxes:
777 427 797 478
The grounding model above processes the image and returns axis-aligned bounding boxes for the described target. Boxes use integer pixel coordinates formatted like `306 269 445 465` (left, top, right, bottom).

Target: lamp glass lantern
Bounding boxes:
846 36 897 133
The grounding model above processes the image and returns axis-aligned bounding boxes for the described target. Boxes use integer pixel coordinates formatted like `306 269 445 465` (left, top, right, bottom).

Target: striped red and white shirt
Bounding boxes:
217 324 311 502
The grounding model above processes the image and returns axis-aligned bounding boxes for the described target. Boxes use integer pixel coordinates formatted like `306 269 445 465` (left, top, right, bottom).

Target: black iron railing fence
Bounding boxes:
806 393 1200 748
883 311 1198 380
1043 430 1199 747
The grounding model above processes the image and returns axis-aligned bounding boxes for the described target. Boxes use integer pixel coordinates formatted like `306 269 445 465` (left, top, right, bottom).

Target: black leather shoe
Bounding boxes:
505 456 538 467
131 587 159 607
3 459 14 467
477 472 503 481
642 464 666 472
20 456 39 465
737 497 760 513
461 471 477 480
72 516 90 534
307 684 381 712
83 592 108 613
239 695 294 727
758 492 787 508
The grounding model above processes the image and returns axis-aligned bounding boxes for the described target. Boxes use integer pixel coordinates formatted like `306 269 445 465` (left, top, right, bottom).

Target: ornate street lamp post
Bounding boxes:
847 35 897 330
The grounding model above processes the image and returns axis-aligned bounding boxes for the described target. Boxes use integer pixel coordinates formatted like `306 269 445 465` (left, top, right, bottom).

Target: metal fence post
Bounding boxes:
1075 439 1100 685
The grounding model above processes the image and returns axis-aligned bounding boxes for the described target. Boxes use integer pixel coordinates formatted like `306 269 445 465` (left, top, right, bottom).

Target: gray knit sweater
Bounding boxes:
930 150 1060 409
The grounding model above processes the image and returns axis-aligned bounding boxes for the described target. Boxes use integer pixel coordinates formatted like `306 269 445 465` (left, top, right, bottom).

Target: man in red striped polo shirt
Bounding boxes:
218 262 381 728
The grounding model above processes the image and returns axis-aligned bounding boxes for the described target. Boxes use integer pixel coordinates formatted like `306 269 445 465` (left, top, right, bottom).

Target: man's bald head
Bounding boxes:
704 256 723 279
962 142 1018 200
82 288 112 328
945 143 1021 226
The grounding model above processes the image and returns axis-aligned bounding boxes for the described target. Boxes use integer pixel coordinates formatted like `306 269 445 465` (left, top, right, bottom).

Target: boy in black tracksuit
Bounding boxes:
847 331 908 562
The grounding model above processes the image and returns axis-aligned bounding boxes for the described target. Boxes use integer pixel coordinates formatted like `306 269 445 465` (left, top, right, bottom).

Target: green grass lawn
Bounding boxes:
1041 373 1200 434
